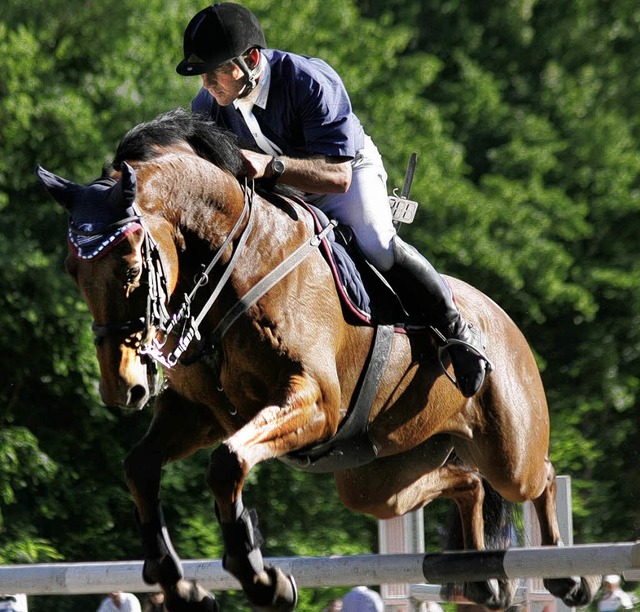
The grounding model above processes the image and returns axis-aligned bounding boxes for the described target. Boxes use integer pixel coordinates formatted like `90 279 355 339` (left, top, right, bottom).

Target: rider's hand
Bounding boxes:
240 149 272 179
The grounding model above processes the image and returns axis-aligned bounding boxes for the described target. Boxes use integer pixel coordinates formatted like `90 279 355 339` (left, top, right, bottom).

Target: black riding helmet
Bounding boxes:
176 3 266 91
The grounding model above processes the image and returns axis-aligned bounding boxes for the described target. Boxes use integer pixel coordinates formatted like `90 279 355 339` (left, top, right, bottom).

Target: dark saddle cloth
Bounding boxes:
299 201 407 327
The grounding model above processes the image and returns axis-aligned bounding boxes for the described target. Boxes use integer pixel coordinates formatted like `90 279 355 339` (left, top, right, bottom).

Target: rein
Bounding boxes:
87 179 252 363
140 180 256 367
138 181 335 369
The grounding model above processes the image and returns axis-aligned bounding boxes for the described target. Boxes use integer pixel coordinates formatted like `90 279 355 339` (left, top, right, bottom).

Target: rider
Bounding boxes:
176 2 491 397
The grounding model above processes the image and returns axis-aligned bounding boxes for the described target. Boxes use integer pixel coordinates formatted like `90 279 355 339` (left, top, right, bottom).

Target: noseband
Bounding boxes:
91 316 146 342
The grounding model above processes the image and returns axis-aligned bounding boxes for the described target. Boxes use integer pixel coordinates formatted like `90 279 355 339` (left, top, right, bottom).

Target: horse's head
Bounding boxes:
37 163 166 410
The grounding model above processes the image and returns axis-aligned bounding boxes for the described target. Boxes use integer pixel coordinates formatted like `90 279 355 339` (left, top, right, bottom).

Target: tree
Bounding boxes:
0 2 407 610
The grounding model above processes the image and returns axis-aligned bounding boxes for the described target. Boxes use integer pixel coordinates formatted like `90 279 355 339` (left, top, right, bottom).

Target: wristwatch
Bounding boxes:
270 157 286 179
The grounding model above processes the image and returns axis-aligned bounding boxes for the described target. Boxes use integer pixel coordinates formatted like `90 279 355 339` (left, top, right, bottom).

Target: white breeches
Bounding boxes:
307 135 396 271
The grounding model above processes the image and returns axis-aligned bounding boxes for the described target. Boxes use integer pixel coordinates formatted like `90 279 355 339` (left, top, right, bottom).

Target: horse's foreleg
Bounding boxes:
207 374 334 612
208 449 299 612
125 441 183 587
534 458 602 607
124 389 224 612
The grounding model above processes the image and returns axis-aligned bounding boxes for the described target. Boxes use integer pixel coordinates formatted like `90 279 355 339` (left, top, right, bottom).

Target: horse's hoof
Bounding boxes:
464 579 512 610
143 554 184 585
252 566 298 612
544 575 601 607
164 579 219 612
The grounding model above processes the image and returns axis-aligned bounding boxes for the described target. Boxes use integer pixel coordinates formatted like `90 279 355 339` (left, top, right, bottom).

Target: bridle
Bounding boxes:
138 180 256 368
89 217 171 345
84 208 171 395
85 179 256 370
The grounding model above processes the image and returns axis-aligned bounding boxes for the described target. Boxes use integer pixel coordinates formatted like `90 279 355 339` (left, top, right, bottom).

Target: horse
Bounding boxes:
36 109 600 612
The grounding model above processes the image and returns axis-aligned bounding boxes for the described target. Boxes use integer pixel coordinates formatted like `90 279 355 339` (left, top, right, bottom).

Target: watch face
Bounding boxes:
272 158 285 176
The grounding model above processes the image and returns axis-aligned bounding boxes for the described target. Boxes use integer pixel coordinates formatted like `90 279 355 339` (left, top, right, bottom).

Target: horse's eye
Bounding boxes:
127 266 141 284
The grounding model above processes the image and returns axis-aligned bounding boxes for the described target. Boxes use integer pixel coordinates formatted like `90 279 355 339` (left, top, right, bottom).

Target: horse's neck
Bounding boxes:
176 176 308 256
153 167 247 248
139 157 312 299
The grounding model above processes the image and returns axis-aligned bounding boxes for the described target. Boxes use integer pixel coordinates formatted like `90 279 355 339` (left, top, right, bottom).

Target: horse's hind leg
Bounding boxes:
335 445 513 610
124 388 223 612
534 458 602 606
442 469 518 610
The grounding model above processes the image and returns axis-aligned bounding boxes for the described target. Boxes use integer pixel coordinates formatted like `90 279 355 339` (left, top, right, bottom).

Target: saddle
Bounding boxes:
258 185 416 329
304 202 408 326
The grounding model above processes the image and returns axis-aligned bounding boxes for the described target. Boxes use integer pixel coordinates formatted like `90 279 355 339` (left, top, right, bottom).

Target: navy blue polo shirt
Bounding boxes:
191 49 365 159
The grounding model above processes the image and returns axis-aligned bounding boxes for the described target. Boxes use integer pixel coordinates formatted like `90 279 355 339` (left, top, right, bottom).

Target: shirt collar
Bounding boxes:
234 53 270 110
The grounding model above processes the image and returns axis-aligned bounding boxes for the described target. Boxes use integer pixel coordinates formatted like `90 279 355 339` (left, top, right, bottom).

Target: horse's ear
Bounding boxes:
121 162 137 207
35 165 83 210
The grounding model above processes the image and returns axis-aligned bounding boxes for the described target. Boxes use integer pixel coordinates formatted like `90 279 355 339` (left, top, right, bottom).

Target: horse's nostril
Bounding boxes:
128 384 148 408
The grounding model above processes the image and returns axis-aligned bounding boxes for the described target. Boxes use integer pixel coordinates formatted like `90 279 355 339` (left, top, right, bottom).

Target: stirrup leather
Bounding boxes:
431 325 495 388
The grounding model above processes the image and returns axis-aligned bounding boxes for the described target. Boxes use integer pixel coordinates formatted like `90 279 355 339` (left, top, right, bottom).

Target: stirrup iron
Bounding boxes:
431 326 494 388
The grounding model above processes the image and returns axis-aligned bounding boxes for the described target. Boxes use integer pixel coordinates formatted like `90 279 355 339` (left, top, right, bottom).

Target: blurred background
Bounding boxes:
1 0 639 610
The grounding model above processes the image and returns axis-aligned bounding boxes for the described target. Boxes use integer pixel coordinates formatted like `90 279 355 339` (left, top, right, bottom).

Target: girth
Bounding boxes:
279 323 395 473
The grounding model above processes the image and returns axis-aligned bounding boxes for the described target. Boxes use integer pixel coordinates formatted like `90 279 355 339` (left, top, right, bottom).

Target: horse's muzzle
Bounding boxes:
97 351 159 410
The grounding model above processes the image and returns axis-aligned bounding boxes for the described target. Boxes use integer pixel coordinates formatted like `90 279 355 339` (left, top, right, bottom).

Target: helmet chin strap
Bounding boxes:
233 54 261 98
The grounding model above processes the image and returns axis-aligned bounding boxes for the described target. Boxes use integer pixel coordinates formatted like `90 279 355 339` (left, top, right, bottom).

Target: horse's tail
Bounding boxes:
482 479 519 549
443 478 519 550
441 478 520 599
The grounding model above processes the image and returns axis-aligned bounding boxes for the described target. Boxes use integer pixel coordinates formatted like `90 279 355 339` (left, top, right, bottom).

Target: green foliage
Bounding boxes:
1 0 639 610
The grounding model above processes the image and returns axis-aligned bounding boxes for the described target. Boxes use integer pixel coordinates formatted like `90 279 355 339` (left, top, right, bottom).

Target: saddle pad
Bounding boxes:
295 201 408 326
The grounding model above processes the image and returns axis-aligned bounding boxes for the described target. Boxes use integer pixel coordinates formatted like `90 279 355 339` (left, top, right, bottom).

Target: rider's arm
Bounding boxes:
241 149 352 194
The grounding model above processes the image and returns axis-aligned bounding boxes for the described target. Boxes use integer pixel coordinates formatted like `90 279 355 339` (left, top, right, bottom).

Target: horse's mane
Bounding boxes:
109 108 246 178
107 107 303 218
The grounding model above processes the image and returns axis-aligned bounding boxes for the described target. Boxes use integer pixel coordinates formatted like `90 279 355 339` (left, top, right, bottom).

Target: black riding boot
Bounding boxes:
385 236 491 397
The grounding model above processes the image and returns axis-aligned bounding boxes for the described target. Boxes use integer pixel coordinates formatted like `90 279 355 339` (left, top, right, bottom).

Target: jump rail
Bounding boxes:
1 542 638 595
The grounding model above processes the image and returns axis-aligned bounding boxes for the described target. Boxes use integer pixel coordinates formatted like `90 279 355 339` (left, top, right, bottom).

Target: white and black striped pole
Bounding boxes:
0 542 638 595
421 541 640 583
